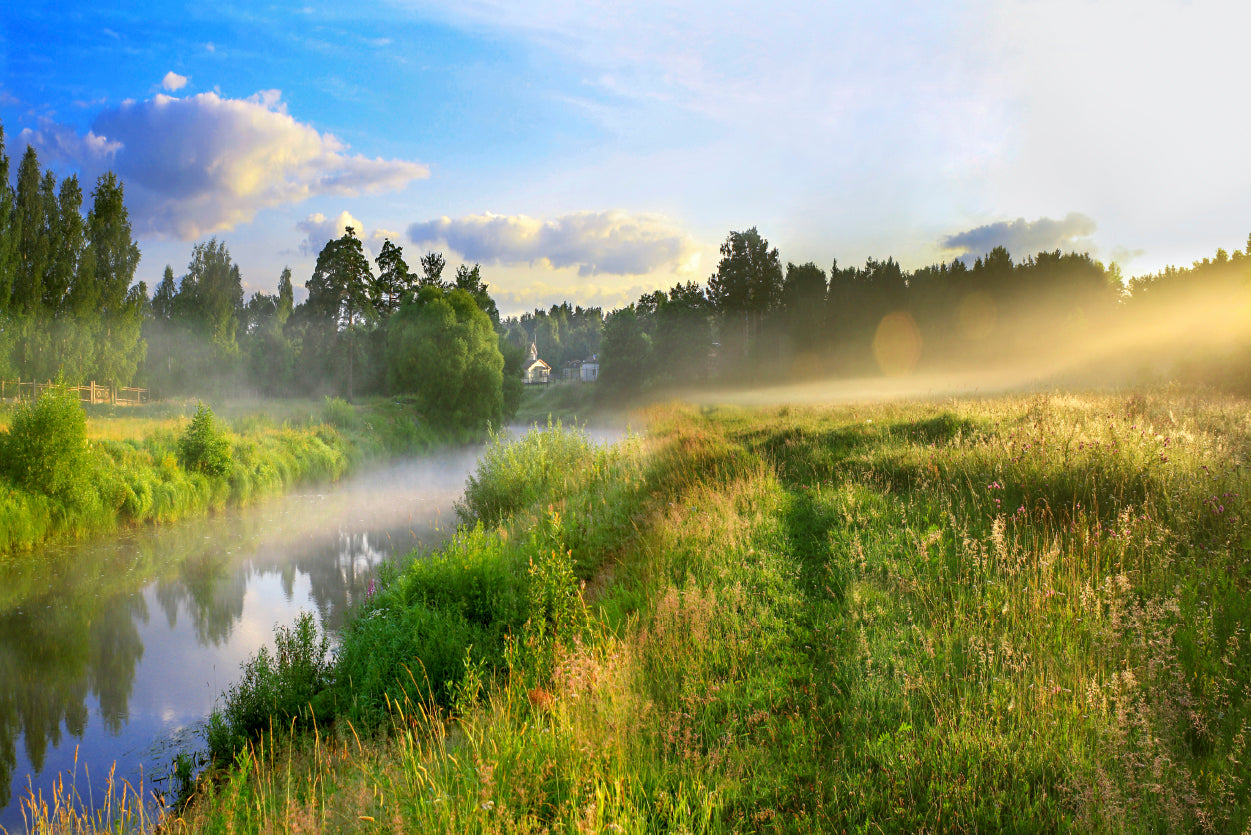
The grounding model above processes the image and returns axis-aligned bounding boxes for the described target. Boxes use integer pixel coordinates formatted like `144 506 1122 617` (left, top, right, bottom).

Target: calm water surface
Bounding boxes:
0 443 492 830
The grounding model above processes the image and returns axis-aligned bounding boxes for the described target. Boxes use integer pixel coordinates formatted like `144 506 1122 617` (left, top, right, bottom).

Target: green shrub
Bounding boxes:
332 514 592 727
1 385 93 507
320 396 359 430
178 404 234 477
334 524 528 727
334 599 489 727
206 612 332 762
457 422 598 525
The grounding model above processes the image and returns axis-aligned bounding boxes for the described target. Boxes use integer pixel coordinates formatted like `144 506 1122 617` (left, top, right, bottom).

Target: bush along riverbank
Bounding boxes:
48 391 1251 833
0 390 448 556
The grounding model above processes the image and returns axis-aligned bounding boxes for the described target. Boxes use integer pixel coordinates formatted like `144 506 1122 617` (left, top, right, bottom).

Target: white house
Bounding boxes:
579 356 599 382
522 342 551 385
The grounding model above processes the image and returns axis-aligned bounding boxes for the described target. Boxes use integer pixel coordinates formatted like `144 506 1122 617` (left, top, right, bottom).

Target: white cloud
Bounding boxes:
161 71 188 92
297 211 366 257
396 0 1251 277
407 210 698 277
941 213 1097 263
394 1 1006 269
20 119 124 161
25 91 429 239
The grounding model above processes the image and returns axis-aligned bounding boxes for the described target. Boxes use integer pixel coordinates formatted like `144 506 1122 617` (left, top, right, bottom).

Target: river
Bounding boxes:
0 426 607 831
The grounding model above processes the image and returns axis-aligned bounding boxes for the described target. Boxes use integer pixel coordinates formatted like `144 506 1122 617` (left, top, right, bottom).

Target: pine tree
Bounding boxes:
13 146 49 315
45 175 86 316
0 124 17 310
88 172 140 316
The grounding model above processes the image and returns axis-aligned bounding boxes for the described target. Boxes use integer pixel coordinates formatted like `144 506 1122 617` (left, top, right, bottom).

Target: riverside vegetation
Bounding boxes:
0 388 446 556
17 389 1251 833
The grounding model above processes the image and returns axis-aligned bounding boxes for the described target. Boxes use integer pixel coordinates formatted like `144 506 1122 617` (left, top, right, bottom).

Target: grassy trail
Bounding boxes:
26 391 1249 834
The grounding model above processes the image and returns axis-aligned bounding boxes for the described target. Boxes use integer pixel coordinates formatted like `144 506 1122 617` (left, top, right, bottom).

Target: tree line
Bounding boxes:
591 227 1251 398
0 125 146 387
499 303 604 375
4 114 1249 415
0 123 516 429
146 226 517 430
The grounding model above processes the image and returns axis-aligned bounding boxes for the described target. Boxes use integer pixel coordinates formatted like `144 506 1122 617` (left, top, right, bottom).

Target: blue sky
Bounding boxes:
2 0 1249 315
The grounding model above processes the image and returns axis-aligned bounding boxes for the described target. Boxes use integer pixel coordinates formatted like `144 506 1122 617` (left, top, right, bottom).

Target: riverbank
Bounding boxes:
24 390 1251 833
0 394 454 557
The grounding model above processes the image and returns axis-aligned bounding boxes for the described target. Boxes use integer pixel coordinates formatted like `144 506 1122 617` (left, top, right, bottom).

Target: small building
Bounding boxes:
579 356 599 382
522 342 551 385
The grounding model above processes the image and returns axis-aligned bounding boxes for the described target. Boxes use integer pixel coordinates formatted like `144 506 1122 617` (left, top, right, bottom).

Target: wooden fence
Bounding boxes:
0 379 149 406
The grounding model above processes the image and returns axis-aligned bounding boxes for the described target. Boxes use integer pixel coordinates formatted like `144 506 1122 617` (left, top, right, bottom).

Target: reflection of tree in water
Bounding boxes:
0 458 463 814
154 552 247 647
0 593 145 807
288 530 393 632
148 528 393 646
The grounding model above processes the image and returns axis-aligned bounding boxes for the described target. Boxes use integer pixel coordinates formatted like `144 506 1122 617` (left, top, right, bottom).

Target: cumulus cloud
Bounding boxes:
20 120 123 162
406 210 697 277
941 213 1097 263
25 91 428 239
161 71 188 92
297 211 366 257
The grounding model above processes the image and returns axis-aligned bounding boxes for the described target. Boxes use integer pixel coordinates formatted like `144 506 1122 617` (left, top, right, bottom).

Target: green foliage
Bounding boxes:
520 511 590 683
499 334 524 420
385 285 504 430
511 379 598 425
178 392 1251 834
331 501 601 731
334 523 530 726
333 594 493 727
0 398 449 555
319 395 359 429
374 238 414 317
1 384 92 507
179 239 244 353
456 421 598 526
206 612 332 762
597 305 650 399
177 405 234 477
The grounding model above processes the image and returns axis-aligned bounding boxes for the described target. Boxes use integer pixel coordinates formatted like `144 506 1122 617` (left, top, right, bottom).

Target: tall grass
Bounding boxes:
0 395 444 556
35 390 1251 833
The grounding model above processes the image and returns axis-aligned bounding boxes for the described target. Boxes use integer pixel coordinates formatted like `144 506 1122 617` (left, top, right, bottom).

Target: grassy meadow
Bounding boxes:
19 389 1251 834
0 394 443 556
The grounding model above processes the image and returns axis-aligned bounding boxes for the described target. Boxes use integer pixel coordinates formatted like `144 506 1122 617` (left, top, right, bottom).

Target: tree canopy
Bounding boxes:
386 285 504 430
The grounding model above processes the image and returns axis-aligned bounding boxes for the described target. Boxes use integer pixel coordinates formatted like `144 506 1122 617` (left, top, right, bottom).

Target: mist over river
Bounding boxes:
0 426 619 830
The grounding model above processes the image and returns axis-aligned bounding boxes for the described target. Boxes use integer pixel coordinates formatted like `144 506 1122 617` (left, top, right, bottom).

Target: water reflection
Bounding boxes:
0 446 481 828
